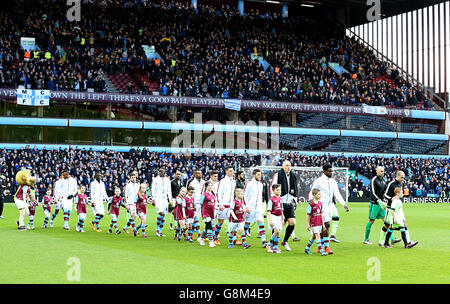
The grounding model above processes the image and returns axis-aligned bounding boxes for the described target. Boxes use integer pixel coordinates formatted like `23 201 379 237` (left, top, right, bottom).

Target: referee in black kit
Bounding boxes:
270 160 300 252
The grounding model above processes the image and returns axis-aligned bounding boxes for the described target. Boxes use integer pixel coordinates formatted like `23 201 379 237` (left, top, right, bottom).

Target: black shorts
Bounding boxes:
283 203 296 219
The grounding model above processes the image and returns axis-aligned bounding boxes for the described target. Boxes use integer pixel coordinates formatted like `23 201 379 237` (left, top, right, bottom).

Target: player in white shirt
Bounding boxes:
63 171 78 230
214 166 236 245
90 172 109 232
186 168 206 239
309 164 349 254
51 173 67 227
243 168 268 248
382 187 418 249
152 169 173 237
122 173 140 235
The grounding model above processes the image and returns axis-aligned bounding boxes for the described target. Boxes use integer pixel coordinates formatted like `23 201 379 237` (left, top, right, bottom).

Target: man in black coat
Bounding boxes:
270 160 301 251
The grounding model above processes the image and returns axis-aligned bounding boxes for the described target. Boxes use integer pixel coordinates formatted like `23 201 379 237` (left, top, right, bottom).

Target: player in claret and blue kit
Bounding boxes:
266 184 284 254
228 188 251 249
107 187 126 235
305 189 327 256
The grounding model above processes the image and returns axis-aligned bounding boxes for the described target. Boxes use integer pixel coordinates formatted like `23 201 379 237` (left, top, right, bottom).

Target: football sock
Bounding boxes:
385 228 393 245
244 223 250 236
306 238 315 249
229 232 235 245
330 220 339 236
258 222 266 242
51 209 60 221
241 232 247 244
188 229 193 240
193 218 201 236
364 222 373 241
317 240 324 252
159 215 165 233
28 215 34 227
405 228 411 243
400 228 408 245
207 229 213 242
379 226 388 243
43 216 49 227
18 208 26 227
136 224 141 231
78 218 84 229
214 223 222 240
273 236 279 249
142 224 146 236
130 217 136 231
156 215 161 232
283 225 295 243
322 237 330 249
64 210 69 226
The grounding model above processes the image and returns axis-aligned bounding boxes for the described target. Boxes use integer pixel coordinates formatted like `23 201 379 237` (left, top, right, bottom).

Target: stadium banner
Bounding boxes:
16 89 50 106
0 88 441 119
328 62 349 75
20 37 36 51
224 99 242 111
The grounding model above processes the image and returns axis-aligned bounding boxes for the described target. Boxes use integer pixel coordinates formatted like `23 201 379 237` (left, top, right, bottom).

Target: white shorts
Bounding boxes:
44 209 52 218
155 199 168 214
322 204 332 223
78 213 86 221
14 198 26 210
268 215 283 231
138 211 147 218
62 198 73 212
93 203 105 216
228 222 244 233
186 218 194 225
194 205 202 219
244 209 264 223
111 214 118 221
310 226 323 234
215 208 230 220
126 204 136 216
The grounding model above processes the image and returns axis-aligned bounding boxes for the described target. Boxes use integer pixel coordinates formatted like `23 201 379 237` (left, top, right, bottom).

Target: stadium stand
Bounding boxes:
0 0 435 109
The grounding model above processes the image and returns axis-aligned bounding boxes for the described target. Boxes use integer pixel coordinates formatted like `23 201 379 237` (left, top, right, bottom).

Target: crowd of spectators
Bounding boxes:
0 0 434 110
1 146 449 200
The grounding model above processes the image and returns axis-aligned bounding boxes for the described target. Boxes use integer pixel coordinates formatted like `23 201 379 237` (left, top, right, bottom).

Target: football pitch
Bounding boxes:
0 202 449 284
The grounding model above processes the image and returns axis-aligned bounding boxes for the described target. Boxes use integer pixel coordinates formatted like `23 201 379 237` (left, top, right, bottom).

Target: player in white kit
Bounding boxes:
244 168 268 248
51 172 67 228
309 164 349 254
122 172 140 235
214 166 236 245
90 172 109 232
63 171 78 230
186 168 206 240
152 169 173 237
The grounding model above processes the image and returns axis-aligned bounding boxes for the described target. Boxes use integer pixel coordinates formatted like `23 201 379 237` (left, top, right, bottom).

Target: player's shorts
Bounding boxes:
111 214 119 221
310 225 323 234
44 209 51 218
14 198 26 210
155 199 169 214
283 203 296 219
215 207 230 220
78 213 86 221
244 209 264 223
369 202 386 220
28 205 36 216
330 203 339 220
268 214 283 231
62 198 73 212
228 221 244 233
127 204 137 216
186 217 194 225
93 202 105 216
54 199 62 210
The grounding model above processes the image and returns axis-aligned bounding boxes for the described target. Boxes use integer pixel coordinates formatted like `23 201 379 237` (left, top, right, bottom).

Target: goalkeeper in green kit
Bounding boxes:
363 166 391 244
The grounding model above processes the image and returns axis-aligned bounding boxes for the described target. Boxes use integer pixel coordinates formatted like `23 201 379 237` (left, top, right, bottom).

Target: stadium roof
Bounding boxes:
249 0 447 26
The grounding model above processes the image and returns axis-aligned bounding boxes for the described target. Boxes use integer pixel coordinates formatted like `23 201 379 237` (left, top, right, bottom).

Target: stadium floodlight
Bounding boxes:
301 3 314 8
266 0 281 4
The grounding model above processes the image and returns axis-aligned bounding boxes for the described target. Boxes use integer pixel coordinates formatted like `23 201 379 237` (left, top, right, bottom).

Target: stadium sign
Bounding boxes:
403 197 450 203
0 89 442 119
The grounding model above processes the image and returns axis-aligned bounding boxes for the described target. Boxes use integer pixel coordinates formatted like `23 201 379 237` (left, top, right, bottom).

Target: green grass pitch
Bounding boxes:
0 202 449 284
